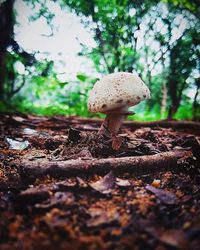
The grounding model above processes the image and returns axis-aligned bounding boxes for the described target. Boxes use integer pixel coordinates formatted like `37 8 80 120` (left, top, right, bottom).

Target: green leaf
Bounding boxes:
76 73 88 82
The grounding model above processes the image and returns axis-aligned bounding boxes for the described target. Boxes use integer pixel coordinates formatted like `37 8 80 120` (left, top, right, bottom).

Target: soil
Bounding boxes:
0 113 200 250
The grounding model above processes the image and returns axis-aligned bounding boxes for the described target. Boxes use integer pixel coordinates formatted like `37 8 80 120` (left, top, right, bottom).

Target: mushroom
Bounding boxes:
88 72 150 150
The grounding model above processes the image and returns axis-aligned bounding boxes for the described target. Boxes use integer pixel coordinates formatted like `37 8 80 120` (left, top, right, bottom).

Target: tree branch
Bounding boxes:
12 75 26 96
21 150 192 178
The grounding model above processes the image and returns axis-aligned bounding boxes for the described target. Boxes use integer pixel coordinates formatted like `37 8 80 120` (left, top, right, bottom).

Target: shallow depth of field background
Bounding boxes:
0 0 199 121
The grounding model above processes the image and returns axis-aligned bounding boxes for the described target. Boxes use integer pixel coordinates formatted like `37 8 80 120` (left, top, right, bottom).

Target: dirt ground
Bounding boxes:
0 113 200 250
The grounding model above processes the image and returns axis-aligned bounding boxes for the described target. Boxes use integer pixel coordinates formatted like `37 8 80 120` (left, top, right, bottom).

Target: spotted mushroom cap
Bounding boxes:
88 72 150 113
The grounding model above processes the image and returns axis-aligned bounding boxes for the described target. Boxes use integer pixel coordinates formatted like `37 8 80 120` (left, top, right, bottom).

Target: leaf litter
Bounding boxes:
0 114 200 250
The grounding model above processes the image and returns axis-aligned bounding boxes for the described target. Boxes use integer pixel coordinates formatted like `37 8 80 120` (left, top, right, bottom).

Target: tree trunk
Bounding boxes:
168 89 183 119
168 105 178 119
161 83 167 118
193 78 200 121
0 0 14 101
167 53 179 119
0 55 6 101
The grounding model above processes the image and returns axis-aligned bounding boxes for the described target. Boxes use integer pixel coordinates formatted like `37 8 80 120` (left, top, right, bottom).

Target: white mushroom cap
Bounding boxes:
88 72 150 113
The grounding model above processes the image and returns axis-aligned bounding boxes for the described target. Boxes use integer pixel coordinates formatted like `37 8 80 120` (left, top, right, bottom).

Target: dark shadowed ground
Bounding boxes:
0 113 200 250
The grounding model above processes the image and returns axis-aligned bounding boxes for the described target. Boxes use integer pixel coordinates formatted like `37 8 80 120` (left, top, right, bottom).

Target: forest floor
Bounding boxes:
0 113 200 250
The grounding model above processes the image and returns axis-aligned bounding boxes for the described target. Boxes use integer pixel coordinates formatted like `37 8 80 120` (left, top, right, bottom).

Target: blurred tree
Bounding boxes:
163 0 199 118
164 0 200 19
0 0 14 100
168 28 199 118
0 0 36 101
63 0 159 74
193 77 200 120
63 0 199 119
141 2 199 118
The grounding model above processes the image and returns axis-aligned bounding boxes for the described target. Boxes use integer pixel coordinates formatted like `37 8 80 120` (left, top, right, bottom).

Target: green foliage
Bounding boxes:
7 69 99 117
63 0 157 73
162 0 200 18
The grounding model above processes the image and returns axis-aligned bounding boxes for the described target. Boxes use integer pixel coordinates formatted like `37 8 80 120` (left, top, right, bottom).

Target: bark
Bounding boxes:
21 150 192 178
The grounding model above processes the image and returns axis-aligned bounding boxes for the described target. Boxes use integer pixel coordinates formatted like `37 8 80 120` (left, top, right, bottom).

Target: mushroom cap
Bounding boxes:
88 72 150 113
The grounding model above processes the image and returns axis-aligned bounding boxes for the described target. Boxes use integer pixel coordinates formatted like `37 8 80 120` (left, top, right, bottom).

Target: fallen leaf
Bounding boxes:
116 178 131 187
35 192 75 209
90 171 116 194
17 185 50 204
76 177 88 188
146 185 179 205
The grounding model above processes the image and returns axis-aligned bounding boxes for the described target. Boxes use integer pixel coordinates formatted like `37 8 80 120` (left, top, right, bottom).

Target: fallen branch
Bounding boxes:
72 117 200 131
21 150 192 178
8 114 200 132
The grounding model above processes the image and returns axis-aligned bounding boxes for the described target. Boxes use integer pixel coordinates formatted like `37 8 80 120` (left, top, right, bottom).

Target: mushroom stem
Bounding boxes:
99 106 132 137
